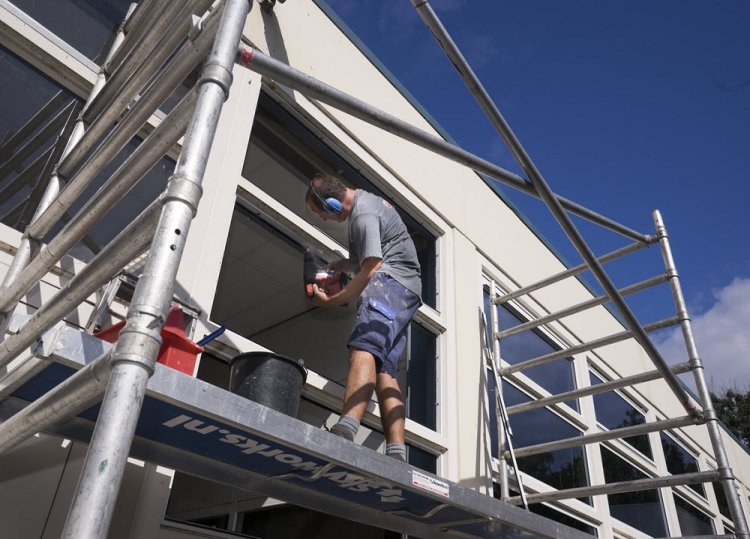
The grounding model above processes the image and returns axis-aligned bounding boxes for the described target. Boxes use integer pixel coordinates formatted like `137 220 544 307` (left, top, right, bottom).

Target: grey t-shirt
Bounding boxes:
348 190 422 298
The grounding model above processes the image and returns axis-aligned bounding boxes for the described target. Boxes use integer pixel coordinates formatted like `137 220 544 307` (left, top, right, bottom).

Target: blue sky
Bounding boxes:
322 1 750 390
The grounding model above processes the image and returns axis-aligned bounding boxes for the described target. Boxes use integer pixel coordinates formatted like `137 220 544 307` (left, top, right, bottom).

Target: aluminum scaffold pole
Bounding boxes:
655 210 750 538
410 0 701 419
59 1 253 537
234 47 648 243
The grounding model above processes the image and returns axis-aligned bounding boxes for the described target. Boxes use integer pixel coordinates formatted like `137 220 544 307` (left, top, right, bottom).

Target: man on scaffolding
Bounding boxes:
305 172 421 462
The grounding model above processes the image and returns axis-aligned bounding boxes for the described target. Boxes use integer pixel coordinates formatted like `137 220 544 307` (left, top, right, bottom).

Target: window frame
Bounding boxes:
482 276 585 426
599 444 669 537
181 79 450 464
588 367 654 461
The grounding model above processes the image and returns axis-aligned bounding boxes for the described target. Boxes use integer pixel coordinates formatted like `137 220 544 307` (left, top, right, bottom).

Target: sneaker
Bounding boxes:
329 423 355 442
387 452 407 462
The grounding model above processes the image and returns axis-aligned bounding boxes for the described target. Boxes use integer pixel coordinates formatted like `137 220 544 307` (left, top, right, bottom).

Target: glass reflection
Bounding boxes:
660 432 705 497
674 494 714 535
10 0 133 62
711 480 732 520
600 446 666 536
502 382 589 495
589 372 652 458
496 304 577 410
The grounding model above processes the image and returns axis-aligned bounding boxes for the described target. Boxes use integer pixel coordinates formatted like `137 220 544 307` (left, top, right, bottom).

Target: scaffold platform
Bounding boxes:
0 321 588 539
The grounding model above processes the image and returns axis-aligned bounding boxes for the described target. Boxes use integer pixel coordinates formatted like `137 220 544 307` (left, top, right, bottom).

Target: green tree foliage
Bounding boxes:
711 389 750 449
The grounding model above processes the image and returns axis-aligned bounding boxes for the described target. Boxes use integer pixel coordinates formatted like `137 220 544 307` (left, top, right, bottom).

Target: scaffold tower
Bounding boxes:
0 1 746 537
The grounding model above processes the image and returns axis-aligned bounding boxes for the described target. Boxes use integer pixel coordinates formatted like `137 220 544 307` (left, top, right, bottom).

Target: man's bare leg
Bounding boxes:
330 348 376 441
375 372 405 444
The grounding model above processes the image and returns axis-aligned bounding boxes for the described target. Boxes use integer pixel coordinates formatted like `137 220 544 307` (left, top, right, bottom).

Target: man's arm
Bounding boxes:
326 257 352 273
312 256 381 308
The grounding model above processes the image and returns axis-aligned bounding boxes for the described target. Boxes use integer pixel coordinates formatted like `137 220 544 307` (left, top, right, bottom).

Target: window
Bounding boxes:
711 480 732 520
209 206 438 430
482 289 577 410
529 504 597 536
46 137 174 262
0 47 79 226
660 432 705 497
600 446 666 536
492 485 598 536
673 494 714 535
0 46 173 262
10 0 133 62
400 322 437 430
240 505 401 538
243 93 437 308
589 371 652 458
500 382 589 494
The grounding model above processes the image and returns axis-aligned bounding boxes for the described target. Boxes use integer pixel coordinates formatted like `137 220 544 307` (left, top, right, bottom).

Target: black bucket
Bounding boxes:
228 352 307 418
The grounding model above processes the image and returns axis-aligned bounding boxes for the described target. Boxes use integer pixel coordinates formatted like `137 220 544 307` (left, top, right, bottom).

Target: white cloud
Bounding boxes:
656 277 750 392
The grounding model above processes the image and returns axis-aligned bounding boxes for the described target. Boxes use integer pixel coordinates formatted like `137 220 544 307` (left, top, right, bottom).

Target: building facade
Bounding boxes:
0 0 748 537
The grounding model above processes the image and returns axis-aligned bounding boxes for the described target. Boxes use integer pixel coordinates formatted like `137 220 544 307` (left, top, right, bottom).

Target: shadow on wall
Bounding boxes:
261 7 289 68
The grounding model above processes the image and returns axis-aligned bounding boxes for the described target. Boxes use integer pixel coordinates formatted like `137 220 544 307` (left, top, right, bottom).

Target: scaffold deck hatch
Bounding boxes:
2 321 586 538
0 0 747 537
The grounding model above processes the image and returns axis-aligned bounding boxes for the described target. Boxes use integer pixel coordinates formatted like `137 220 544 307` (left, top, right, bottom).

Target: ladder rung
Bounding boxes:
0 101 75 181
507 470 720 505
493 240 650 306
104 0 165 75
0 90 196 317
495 274 669 340
84 0 198 121
0 147 52 204
0 201 159 372
509 415 701 459
500 316 680 376
0 91 67 159
17 105 82 229
506 362 693 415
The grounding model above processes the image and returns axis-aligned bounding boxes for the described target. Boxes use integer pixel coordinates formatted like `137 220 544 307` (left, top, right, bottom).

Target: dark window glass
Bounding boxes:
660 432 705 497
408 445 437 474
600 446 666 536
529 504 597 536
674 494 714 535
501 382 589 496
210 205 437 429
168 475 401 538
492 484 598 536
401 322 437 430
0 47 172 261
711 480 732 520
491 301 577 410
243 93 437 308
241 504 401 538
589 372 652 458
10 0 133 62
0 47 79 225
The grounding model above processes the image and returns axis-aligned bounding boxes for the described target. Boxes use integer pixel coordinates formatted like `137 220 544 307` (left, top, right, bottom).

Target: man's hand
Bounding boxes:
311 284 331 307
310 257 381 308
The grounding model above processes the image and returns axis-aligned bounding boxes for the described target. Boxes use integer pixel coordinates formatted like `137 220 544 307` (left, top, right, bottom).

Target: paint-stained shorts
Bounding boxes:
347 273 421 378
